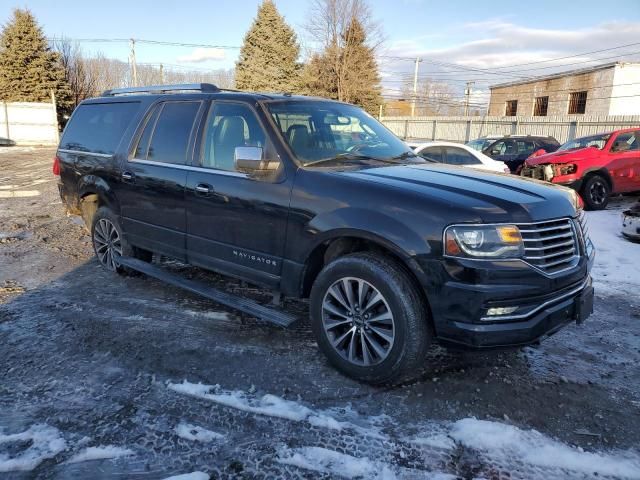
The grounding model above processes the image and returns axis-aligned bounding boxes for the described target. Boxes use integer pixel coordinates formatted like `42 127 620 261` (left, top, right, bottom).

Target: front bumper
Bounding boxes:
417 243 594 349
436 276 593 348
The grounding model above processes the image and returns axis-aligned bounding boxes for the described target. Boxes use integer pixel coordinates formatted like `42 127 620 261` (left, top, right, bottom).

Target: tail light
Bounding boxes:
52 155 61 176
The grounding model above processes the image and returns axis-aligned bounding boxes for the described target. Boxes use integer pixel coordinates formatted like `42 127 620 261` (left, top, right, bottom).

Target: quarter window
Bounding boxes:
61 102 140 155
146 102 200 165
202 103 267 171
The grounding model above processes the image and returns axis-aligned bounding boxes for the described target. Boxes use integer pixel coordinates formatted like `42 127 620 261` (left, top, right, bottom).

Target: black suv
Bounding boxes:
55 84 594 384
467 135 560 173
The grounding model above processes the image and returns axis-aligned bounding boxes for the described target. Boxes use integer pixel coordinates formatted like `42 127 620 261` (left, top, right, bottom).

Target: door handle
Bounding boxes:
121 171 134 182
195 183 212 195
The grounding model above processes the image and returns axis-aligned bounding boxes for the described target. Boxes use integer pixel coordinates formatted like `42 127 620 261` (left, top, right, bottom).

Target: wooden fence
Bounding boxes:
0 101 59 146
380 115 640 144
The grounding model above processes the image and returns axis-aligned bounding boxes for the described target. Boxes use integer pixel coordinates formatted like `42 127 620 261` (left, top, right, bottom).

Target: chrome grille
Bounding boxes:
517 218 579 274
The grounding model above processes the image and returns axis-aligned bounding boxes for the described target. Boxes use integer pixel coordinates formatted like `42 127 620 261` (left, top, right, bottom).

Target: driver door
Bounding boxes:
185 101 292 288
607 130 640 193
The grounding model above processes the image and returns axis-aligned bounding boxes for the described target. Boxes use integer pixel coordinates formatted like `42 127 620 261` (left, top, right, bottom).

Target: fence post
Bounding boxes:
568 120 578 141
432 119 437 140
512 119 519 135
2 102 9 140
50 90 60 143
465 119 472 142
403 119 409 139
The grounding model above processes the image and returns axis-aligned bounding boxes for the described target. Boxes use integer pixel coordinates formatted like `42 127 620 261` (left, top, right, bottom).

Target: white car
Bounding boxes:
622 203 640 241
408 141 510 174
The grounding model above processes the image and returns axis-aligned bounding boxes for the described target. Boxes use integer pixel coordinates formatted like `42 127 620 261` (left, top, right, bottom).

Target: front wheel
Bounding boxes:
581 174 610 210
310 253 431 385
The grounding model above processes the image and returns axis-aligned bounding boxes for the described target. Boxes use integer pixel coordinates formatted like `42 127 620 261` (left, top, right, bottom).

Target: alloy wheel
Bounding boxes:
589 180 607 206
93 218 123 271
321 277 395 366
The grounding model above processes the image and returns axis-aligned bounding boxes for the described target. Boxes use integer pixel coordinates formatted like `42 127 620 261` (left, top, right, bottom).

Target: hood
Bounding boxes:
333 163 577 223
525 146 601 166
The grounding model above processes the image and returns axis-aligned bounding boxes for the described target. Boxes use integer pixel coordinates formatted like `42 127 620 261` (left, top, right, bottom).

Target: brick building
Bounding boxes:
488 62 640 117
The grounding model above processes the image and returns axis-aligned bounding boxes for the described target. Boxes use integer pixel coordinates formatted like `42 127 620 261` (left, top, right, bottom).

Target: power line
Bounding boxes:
490 41 640 70
47 36 241 49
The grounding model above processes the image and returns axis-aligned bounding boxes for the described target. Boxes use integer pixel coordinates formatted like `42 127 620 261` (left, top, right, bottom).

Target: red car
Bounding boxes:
521 128 640 209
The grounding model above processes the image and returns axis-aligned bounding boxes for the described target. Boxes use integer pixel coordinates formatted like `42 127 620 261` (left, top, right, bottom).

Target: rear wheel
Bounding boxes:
581 174 610 210
91 207 151 274
310 253 431 385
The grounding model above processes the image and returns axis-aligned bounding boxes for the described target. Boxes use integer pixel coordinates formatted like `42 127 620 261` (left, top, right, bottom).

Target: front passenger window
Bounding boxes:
202 103 267 171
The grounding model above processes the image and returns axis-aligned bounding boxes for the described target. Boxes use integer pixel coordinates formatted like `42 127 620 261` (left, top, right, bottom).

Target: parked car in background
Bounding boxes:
408 141 509 173
521 128 640 210
622 201 640 241
467 135 561 173
466 136 502 153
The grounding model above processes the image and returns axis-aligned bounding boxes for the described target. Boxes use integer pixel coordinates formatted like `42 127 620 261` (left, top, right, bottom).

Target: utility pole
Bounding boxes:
411 57 422 117
159 63 164 84
129 38 138 87
464 81 475 117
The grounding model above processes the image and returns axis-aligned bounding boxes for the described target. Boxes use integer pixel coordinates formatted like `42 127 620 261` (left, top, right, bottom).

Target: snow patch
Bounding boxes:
174 422 224 442
450 418 640 479
0 424 66 472
66 445 134 464
162 473 209 480
277 446 398 479
585 208 640 295
168 381 343 430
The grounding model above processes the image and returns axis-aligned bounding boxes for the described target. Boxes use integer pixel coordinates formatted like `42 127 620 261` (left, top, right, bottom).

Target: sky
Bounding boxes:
3 0 640 103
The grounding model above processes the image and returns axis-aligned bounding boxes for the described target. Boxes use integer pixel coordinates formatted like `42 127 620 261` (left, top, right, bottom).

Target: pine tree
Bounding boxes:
302 6 382 114
0 9 71 114
338 18 382 114
235 0 302 92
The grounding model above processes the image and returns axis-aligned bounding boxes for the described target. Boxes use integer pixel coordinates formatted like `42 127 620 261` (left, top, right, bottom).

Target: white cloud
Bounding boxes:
176 48 226 63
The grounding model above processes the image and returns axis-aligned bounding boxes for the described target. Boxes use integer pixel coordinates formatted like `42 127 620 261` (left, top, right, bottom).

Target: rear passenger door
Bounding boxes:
185 101 291 288
118 100 204 261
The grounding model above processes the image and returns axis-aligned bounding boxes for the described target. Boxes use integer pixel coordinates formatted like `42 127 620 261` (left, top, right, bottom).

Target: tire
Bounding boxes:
581 174 610 210
309 253 431 385
91 207 151 274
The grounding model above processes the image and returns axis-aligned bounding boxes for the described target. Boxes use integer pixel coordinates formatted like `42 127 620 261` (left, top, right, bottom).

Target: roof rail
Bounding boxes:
102 83 219 96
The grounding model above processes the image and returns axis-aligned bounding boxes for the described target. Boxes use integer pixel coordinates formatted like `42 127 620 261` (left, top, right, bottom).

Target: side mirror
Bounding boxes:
234 146 267 173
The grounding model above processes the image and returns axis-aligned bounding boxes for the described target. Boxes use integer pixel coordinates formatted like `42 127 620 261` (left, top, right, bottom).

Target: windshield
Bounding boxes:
558 133 610 151
267 100 418 165
466 138 495 152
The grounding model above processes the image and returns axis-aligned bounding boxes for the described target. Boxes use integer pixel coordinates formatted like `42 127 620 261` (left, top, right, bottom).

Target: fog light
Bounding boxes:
486 306 519 316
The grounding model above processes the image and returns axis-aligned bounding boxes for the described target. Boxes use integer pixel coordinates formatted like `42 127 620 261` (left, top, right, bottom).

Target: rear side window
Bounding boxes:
418 146 444 163
134 101 200 165
445 147 481 165
61 102 140 155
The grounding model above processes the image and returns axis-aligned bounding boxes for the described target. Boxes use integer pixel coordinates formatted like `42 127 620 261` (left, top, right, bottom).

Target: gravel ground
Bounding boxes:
1 147 639 479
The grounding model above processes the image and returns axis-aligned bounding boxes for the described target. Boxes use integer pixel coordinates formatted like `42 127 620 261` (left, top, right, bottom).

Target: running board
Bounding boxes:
119 257 299 328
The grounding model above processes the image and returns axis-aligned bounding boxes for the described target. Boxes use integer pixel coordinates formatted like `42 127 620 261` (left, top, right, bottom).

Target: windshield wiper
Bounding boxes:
304 153 380 167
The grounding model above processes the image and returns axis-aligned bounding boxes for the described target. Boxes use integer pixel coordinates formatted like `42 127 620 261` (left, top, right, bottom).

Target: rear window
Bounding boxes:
60 102 140 155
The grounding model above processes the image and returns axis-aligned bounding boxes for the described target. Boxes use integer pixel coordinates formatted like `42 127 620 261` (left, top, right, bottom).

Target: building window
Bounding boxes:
568 91 587 114
534 96 549 116
505 100 518 116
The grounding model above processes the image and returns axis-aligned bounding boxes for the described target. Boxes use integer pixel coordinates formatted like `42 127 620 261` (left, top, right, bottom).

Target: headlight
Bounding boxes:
444 224 524 258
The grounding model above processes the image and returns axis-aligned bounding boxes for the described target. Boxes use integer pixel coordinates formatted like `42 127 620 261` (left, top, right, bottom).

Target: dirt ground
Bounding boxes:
1 147 639 479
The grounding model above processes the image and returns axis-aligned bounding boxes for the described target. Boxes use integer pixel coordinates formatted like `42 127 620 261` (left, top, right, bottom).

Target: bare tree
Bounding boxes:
52 38 99 106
